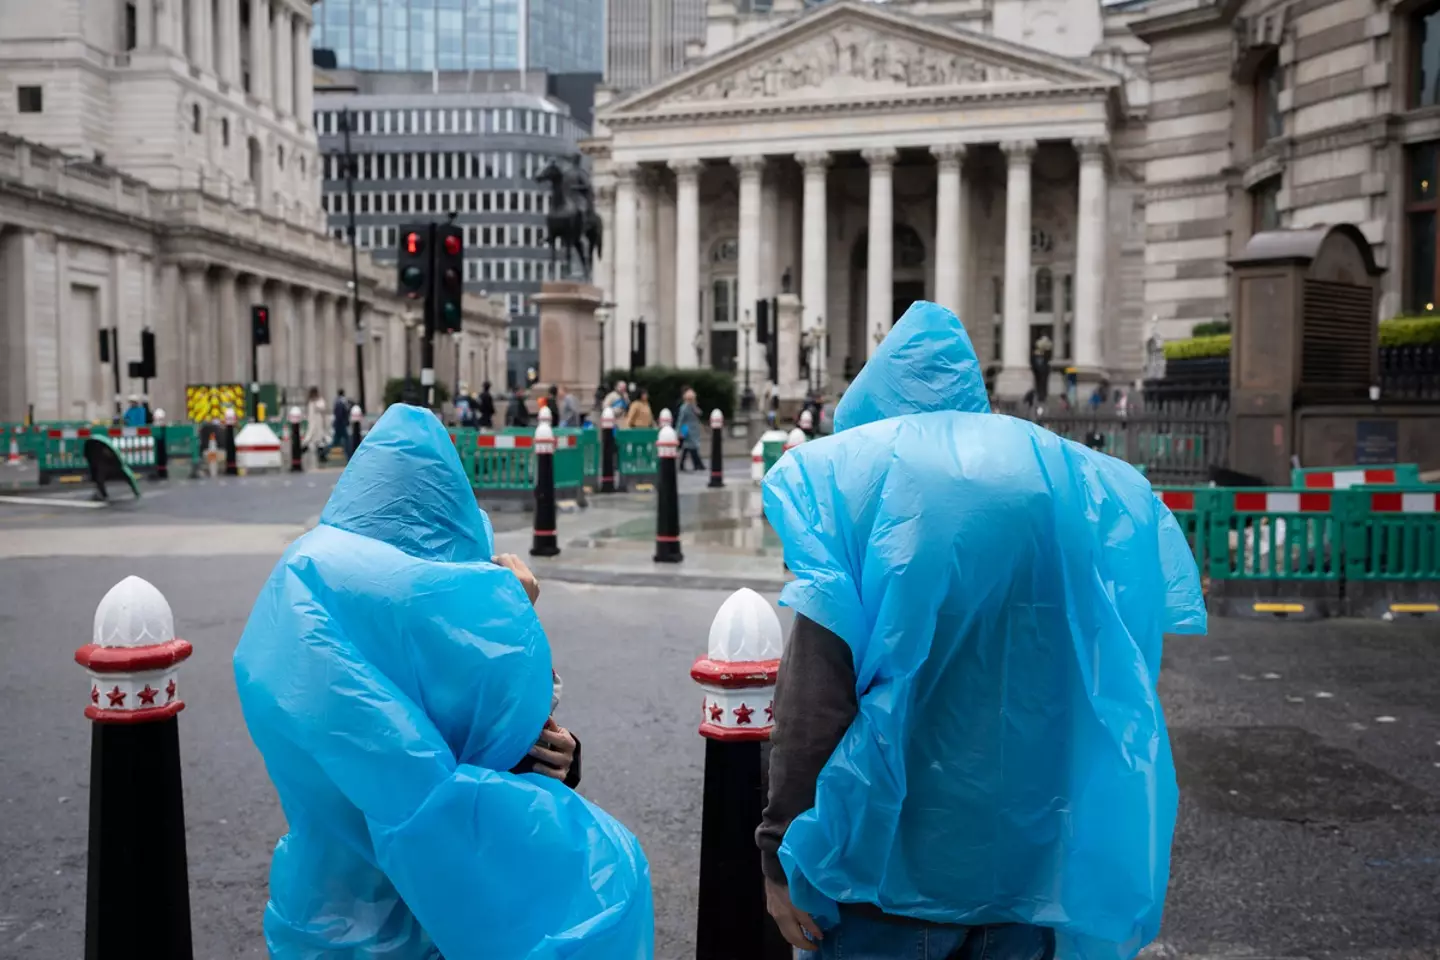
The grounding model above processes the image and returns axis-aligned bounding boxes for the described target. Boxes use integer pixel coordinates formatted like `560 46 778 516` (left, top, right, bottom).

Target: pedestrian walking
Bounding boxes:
304 387 331 467
477 381 496 428
759 301 1205 959
331 389 349 457
506 388 530 427
557 385 579 427
677 389 704 472
624 389 654 428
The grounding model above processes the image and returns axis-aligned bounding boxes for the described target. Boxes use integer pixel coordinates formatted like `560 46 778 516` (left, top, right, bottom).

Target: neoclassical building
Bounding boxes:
0 0 508 422
585 0 1153 398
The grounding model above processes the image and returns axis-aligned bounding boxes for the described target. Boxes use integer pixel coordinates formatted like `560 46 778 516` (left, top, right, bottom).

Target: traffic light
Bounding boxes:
435 224 464 333
140 329 156 378
251 304 271 346
397 223 432 301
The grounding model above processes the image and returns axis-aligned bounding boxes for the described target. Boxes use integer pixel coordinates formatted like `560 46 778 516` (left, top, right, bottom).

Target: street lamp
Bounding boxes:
595 304 613 407
335 109 367 410
740 309 756 412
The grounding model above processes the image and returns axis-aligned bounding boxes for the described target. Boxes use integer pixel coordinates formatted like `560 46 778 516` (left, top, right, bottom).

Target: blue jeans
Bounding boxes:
813 913 1055 960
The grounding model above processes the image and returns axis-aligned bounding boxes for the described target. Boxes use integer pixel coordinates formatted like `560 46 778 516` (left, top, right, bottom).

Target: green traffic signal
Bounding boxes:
442 301 462 323
401 265 424 289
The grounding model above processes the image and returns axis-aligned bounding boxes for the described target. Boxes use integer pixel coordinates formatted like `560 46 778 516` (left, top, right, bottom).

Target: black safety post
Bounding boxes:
692 591 789 960
77 576 195 960
531 421 561 557
153 410 169 481
654 425 683 563
288 406 304 473
223 407 238 477
708 409 726 489
599 406 618 494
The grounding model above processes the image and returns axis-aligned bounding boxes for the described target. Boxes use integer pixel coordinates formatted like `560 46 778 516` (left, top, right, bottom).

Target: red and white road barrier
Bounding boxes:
1301 467 1399 489
1231 491 1333 513
1367 491 1440 513
1158 489 1197 511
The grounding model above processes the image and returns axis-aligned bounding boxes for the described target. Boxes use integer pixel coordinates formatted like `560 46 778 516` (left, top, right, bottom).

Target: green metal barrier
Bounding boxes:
578 430 599 485
1342 487 1440 617
762 439 785 475
1291 463 1420 489
38 426 162 483
471 431 587 500
1154 487 1214 569
616 429 658 481
1205 488 1343 618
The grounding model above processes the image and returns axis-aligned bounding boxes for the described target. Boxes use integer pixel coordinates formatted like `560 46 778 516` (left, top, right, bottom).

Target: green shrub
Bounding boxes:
1163 334 1232 360
383 377 449 408
603 366 737 422
1190 320 1232 337
1379 315 1440 346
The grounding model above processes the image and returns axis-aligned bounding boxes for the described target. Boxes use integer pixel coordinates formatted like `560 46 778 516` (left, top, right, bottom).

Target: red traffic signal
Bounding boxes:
443 233 462 256
405 231 424 256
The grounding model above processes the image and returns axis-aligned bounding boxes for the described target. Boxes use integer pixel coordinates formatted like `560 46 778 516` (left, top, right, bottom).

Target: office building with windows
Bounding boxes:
314 0 603 74
315 69 589 387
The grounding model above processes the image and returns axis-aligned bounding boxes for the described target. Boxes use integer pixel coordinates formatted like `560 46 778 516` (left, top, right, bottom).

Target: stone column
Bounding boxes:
245 275 266 382
156 262 182 413
135 0 154 48
249 0 271 103
183 264 209 385
797 151 829 345
594 182 615 300
318 293 337 396
670 159 702 368
1000 140 1036 393
931 144 966 317
340 298 357 396
273 3 293 117
294 14 313 126
299 289 318 392
611 164 639 373
1073 138 1108 376
734 154 764 378
862 147 897 358
215 267 238 383
215 0 238 84
187 0 210 72
636 168 658 362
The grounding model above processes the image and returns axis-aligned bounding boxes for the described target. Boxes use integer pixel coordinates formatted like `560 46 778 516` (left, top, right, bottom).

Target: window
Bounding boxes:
277 145 285 169
191 103 202 132
1034 267 1054 313
1415 3 1440 108
1062 274 1074 314
221 117 230 147
1252 177 1281 234
1253 53 1283 146
125 2 137 50
1406 142 1440 312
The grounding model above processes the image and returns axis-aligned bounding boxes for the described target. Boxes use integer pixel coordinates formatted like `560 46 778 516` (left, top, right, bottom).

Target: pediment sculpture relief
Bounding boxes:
672 24 1032 102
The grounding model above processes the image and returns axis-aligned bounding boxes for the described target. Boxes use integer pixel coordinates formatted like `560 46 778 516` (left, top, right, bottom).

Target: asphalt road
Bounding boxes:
1 481 1437 959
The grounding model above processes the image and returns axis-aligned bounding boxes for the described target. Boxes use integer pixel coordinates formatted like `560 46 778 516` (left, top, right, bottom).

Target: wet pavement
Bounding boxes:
1 475 1437 959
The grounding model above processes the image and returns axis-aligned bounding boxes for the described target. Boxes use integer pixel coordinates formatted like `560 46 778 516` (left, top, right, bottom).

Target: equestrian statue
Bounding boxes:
536 156 603 281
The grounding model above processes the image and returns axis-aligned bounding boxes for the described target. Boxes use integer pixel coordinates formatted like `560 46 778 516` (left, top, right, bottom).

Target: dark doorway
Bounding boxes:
892 281 926 325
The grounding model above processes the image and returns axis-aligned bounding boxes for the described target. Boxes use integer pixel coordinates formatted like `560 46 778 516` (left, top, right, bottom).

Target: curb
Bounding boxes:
535 562 789 593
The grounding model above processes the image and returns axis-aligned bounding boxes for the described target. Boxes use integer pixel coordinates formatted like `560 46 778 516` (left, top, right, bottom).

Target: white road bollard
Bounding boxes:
691 588 789 959
288 405 305 473
784 426 806 455
349 404 364 456
798 408 814 437
751 440 765 484
235 421 284 473
75 576 195 957
658 407 674 428
539 405 554 425
708 409 725 489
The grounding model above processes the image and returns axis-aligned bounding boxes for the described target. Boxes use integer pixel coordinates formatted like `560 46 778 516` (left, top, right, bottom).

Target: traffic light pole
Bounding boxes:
341 110 367 411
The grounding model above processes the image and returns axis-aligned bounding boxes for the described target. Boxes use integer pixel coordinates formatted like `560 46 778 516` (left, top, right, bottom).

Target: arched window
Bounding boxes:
1034 267 1054 313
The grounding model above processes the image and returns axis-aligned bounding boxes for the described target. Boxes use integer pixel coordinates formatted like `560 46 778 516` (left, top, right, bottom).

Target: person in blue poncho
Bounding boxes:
758 302 1206 960
233 404 654 960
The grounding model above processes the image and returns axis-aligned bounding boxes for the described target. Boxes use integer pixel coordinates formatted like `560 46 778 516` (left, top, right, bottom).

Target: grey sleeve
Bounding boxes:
755 614 859 885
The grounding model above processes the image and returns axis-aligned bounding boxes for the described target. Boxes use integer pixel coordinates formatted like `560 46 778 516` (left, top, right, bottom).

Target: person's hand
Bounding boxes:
493 553 540 605
528 719 576 781
765 877 822 951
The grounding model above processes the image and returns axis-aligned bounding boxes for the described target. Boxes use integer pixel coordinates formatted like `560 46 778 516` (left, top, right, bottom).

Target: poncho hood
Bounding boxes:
763 302 1203 960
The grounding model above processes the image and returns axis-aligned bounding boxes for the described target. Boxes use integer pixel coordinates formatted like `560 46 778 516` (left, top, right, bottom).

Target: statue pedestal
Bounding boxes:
534 282 603 403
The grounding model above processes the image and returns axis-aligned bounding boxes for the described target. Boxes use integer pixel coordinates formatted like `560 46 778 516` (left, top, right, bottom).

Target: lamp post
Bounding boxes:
740 309 756 412
595 304 612 408
336 109 367 411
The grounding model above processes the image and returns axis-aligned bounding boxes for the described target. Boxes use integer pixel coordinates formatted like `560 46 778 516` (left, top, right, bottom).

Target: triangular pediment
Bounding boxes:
602 0 1119 116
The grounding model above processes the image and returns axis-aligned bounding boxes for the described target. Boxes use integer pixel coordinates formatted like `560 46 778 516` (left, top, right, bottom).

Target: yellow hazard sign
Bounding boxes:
186 384 246 422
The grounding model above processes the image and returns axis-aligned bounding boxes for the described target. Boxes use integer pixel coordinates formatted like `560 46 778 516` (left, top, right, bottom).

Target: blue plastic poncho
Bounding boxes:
763 302 1205 960
234 405 653 959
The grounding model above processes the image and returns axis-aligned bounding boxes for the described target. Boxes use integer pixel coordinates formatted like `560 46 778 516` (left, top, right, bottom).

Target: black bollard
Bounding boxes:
223 408 238 476
531 422 561 557
288 408 304 473
599 407 618 494
153 413 169 481
692 590 789 960
349 406 363 458
77 576 195 960
708 409 726 489
654 425 684 563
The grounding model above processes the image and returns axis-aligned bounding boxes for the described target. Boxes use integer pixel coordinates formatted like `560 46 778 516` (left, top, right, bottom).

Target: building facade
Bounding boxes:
587 0 1152 398
605 0 708 91
314 0 604 74
0 0 507 422
1131 0 1440 331
315 69 589 388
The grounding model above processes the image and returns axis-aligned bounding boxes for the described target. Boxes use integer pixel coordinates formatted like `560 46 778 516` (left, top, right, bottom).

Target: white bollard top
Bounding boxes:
785 427 807 449
657 423 679 450
601 406 616 427
93 576 175 648
658 407 674 427
538 405 554 424
535 421 555 443
350 405 364 422
707 588 784 662
223 406 237 426
77 576 193 723
288 405 303 424
710 409 724 429
798 409 814 430
153 408 167 426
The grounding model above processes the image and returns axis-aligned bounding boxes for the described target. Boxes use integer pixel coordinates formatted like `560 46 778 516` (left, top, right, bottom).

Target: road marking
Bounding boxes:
1253 601 1305 614
0 494 106 509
